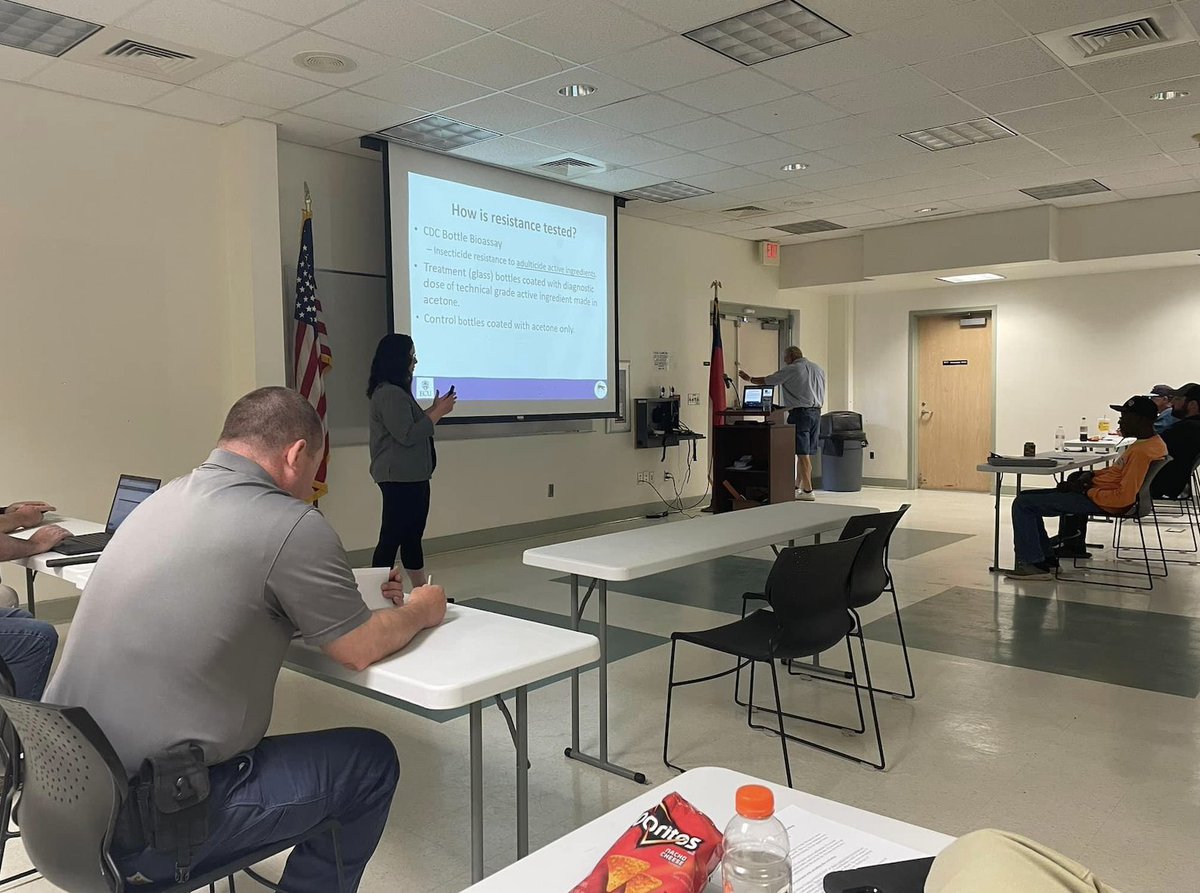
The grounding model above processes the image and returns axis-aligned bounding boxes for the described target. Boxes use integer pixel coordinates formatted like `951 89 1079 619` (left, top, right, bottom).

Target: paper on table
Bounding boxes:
775 804 930 893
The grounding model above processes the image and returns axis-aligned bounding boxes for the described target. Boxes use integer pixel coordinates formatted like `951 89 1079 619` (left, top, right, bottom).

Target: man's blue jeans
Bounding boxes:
115 728 399 892
0 607 58 699
1011 489 1101 564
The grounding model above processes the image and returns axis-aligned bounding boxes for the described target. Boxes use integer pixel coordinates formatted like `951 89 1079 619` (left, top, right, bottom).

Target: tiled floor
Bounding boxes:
7 487 1200 892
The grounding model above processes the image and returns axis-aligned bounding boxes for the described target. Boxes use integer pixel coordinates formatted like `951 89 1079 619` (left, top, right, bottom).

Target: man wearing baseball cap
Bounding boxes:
1008 395 1167 579
1150 384 1179 434
1153 383 1200 500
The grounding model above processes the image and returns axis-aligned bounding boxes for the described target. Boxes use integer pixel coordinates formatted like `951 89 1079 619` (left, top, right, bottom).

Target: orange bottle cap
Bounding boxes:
735 784 774 819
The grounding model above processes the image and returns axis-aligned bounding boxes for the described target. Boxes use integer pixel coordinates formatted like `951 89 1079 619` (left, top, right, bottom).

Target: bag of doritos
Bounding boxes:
570 792 723 893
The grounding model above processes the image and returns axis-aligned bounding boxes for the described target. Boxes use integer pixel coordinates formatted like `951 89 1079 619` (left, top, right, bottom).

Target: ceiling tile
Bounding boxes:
573 168 663 192
117 0 295 56
952 190 1039 209
444 93 565 133
1101 77 1200 116
743 152 845 179
585 95 706 133
855 151 959 180
220 0 359 27
662 69 795 115
589 36 739 92
1052 137 1162 165
813 68 945 115
144 86 271 124
634 153 732 178
996 97 1120 134
418 0 564 30
501 0 670 65
726 182 827 205
291 90 421 130
28 59 173 106
609 0 765 31
1150 131 1200 153
682 168 772 192
1182 0 1200 32
654 193 735 211
776 116 893 150
862 0 1024 66
1068 154 1181 179
42 0 152 23
449 136 557 165
756 37 902 92
787 166 877 189
818 135 930 165
1127 104 1200 136
313 0 484 59
0 43 51 82
860 94 981 133
992 0 1155 32
1029 119 1139 150
804 0 974 34
584 134 682 165
1071 44 1200 94
650 115 753 151
913 39 1062 93
722 94 846 134
960 148 1070 177
827 210 903 227
422 34 565 91
189 61 333 110
507 67 644 114
701 135 805 165
352 64 491 110
1119 181 1200 199
958 71 1091 114
1099 165 1192 190
248 31 395 87
269 111 365 147
516 116 630 151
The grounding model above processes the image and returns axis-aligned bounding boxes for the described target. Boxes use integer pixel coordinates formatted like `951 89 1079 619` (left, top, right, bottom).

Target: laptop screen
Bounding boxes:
106 475 161 533
761 386 774 407
743 387 763 408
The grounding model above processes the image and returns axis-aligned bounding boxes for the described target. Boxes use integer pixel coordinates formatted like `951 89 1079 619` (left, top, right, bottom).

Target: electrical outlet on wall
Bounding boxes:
547 483 555 497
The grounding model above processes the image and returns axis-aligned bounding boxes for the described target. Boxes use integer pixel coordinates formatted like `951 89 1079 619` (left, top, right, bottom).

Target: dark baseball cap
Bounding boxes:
1109 395 1159 420
1174 382 1200 402
1149 384 1176 398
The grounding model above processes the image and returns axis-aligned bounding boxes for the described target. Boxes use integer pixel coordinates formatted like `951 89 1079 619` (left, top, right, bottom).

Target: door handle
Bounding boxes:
920 402 934 419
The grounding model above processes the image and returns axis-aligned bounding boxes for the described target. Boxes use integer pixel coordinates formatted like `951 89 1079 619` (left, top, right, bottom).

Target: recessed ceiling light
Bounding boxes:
1151 90 1189 101
557 83 596 98
901 117 1017 151
0 0 100 57
684 0 849 66
623 181 713 202
293 51 357 74
377 115 499 152
916 207 937 213
780 161 809 171
936 273 1006 284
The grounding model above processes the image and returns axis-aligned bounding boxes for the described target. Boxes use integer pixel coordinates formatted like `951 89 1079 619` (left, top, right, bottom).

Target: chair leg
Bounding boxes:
854 625 886 771
662 640 682 774
228 875 236 893
767 660 792 788
890 586 917 699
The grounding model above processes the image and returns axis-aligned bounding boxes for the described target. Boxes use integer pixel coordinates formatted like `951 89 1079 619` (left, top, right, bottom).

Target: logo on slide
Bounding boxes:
594 380 608 398
415 377 435 400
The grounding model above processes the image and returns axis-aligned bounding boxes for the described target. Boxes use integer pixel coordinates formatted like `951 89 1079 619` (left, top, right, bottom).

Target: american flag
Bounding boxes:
294 211 332 500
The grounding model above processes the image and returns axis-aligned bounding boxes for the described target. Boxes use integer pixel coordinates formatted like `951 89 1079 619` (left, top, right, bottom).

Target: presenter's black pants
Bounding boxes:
372 480 431 570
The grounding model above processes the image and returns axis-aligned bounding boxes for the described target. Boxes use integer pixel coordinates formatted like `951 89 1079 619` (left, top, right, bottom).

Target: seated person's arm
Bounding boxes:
322 584 446 672
0 526 70 561
1091 450 1152 508
0 502 55 535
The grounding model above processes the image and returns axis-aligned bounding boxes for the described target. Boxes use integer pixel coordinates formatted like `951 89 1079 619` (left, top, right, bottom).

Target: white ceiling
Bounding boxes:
6 0 1200 244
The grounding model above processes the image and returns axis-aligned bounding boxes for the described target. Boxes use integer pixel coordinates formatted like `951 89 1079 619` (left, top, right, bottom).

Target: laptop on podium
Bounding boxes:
742 386 774 411
54 474 161 555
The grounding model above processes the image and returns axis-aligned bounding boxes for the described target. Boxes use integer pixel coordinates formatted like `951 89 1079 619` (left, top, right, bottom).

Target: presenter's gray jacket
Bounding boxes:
369 382 435 483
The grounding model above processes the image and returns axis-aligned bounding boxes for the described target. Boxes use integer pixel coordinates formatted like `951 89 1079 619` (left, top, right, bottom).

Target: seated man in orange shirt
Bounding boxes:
1008 396 1167 580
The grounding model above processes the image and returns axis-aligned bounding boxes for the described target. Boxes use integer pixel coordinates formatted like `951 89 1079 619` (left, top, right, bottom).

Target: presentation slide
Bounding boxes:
387 145 617 421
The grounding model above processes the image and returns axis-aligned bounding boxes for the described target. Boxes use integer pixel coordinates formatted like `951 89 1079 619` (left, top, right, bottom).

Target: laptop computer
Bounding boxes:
742 386 774 411
54 474 162 555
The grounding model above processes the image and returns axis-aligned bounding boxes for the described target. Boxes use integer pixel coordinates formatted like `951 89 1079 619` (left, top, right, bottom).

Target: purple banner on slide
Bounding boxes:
414 376 606 402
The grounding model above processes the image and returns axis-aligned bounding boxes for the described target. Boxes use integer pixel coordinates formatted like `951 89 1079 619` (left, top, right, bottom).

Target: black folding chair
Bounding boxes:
0 658 36 887
1149 455 1200 560
663 535 882 786
0 695 344 893
1056 457 1171 591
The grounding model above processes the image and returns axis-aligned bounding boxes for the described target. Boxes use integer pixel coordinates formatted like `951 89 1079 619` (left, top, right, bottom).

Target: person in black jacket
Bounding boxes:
1153 382 1200 499
367 334 456 585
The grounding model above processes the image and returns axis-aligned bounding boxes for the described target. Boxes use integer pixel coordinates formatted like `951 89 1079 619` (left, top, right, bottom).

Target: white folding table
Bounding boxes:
6 516 104 613
1063 436 1130 453
523 502 878 785
461 765 953 892
976 453 1113 573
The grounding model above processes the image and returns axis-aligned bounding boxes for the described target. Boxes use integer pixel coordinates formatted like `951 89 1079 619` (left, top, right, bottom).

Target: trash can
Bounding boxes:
820 411 868 492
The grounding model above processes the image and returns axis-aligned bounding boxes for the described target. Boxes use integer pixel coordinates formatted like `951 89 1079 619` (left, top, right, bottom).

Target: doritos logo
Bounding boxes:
632 802 704 852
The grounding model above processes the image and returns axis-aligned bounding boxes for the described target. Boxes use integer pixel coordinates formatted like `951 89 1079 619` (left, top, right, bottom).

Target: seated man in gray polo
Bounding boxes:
45 387 447 893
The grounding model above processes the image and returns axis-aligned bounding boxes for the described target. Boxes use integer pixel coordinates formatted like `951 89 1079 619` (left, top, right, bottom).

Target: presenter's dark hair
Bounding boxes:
367 333 415 397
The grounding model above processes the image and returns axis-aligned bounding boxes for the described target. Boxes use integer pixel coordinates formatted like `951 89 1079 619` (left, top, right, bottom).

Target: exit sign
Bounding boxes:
760 240 780 266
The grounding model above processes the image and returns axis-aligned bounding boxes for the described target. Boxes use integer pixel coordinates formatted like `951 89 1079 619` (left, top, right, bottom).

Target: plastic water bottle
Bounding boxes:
1079 417 1088 440
1055 426 1066 451
721 785 792 893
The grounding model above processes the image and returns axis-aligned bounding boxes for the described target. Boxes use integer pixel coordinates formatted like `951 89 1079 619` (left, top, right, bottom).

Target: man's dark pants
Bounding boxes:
1011 489 1101 565
115 728 399 892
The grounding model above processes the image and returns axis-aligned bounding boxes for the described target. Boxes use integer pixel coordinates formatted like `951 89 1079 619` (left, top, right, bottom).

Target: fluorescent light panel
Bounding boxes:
624 181 713 202
1020 179 1110 200
901 117 1017 151
936 273 1005 283
378 115 500 152
0 0 100 56
685 0 848 65
773 219 846 235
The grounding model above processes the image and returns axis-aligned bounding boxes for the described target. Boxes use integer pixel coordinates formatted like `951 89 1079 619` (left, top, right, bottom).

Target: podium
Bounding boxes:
711 410 796 513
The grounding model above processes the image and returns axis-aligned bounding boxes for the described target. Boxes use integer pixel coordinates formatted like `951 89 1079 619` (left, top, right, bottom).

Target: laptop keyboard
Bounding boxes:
60 532 110 552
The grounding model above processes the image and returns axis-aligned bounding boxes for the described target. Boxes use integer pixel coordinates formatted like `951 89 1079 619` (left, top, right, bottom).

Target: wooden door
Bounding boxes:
916 314 993 491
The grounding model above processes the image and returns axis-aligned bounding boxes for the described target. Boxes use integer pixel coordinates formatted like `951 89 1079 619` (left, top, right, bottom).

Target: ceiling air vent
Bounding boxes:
63 27 227 83
722 205 771 218
104 39 194 76
773 219 845 235
1020 179 1110 201
537 156 602 177
1038 7 1197 66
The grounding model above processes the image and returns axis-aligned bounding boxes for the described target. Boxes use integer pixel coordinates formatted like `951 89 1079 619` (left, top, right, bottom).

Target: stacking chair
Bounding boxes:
1149 455 1200 559
0 695 344 893
0 658 36 887
663 535 880 787
1057 457 1171 591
